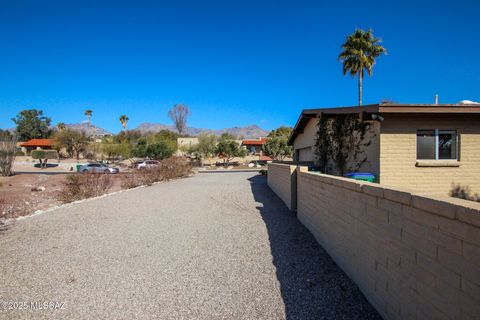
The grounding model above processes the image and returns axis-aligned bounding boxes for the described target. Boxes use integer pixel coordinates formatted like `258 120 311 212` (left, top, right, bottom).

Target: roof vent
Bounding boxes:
434 95 439 104
459 100 480 105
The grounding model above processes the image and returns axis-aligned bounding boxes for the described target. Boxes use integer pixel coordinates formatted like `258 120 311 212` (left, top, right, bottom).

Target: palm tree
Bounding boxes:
84 109 93 127
56 122 66 131
338 29 387 106
119 115 129 130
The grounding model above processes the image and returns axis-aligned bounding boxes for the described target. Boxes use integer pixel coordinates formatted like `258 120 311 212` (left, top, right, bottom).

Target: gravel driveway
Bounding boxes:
0 172 381 320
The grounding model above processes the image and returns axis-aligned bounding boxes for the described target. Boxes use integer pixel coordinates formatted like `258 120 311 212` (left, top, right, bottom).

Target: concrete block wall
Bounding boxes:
295 167 480 320
267 163 297 211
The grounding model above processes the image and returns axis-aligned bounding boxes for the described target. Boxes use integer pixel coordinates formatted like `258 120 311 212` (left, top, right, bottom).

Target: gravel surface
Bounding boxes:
0 172 381 320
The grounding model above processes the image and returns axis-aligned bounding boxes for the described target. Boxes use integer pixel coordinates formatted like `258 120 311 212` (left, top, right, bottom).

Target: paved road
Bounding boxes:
0 172 380 320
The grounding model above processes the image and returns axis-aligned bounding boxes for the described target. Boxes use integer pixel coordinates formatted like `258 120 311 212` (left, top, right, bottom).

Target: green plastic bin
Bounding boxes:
344 172 376 183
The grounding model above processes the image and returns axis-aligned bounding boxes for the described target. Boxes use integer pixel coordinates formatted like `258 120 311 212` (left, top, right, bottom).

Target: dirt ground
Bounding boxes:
0 173 125 220
12 156 131 173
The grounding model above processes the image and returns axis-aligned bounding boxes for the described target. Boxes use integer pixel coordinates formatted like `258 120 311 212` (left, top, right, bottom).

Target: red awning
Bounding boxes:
19 139 55 147
242 138 268 145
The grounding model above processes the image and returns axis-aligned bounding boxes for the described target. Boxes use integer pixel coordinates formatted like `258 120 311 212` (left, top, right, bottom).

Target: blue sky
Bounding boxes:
1 0 479 133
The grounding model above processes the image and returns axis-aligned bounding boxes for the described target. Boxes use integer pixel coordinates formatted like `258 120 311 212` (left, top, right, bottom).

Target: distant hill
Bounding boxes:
5 122 269 139
135 123 270 139
65 123 112 137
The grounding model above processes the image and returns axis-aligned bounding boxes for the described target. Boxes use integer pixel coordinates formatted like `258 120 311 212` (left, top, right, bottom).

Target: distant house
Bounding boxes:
19 139 55 154
241 138 272 162
177 137 199 149
241 138 268 155
288 103 480 195
176 137 199 156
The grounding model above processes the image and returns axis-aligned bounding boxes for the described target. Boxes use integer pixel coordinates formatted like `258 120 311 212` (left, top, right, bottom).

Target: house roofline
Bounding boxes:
288 103 480 145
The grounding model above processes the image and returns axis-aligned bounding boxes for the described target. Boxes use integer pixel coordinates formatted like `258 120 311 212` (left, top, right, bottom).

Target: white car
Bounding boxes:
136 160 160 170
80 163 120 174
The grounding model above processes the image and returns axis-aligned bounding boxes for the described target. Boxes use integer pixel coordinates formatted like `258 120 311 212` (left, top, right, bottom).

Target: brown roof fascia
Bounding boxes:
378 105 480 113
288 103 480 146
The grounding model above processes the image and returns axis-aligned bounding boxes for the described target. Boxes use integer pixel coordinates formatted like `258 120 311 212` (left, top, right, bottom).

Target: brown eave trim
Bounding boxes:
379 106 480 113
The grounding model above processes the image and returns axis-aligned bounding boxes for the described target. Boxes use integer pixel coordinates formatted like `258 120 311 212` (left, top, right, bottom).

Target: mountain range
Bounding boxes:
59 123 269 139
64 123 113 136
135 123 270 138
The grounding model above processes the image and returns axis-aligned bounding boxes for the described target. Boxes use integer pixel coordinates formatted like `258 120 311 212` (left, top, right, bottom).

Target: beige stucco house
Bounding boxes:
288 103 480 195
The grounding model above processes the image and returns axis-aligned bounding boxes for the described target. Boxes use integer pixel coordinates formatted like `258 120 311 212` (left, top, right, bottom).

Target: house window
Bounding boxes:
416 129 457 160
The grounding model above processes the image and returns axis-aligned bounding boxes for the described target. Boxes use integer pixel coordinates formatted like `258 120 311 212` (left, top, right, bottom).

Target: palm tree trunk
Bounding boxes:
358 70 363 106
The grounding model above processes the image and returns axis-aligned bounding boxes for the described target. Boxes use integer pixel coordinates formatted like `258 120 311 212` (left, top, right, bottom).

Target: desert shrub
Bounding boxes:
122 169 160 188
121 157 192 189
121 174 143 189
259 169 267 175
59 173 113 203
0 133 17 176
0 198 5 214
450 184 480 203
160 157 193 180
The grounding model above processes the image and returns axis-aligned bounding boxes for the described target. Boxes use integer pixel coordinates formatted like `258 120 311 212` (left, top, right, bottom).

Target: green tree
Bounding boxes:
12 109 52 141
84 109 93 128
216 135 246 166
263 137 292 160
219 132 236 140
131 138 148 158
119 115 129 130
338 29 387 106
145 142 174 160
31 149 58 169
54 128 90 160
101 143 131 161
154 130 178 151
113 130 143 144
267 126 292 138
263 126 293 160
189 133 217 166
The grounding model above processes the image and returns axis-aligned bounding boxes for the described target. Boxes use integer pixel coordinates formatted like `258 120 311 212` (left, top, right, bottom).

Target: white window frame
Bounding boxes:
417 129 458 160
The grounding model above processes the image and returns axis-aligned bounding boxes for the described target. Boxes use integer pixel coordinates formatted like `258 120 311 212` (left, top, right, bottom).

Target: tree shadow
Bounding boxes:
14 171 67 175
33 163 59 168
248 175 381 320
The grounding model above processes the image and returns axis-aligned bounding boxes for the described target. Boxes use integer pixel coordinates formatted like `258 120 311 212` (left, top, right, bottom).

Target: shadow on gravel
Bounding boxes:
248 175 382 320
13 171 68 175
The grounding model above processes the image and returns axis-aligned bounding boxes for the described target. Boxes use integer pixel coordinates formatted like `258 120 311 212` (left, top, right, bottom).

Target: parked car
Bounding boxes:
80 163 120 174
136 160 160 170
